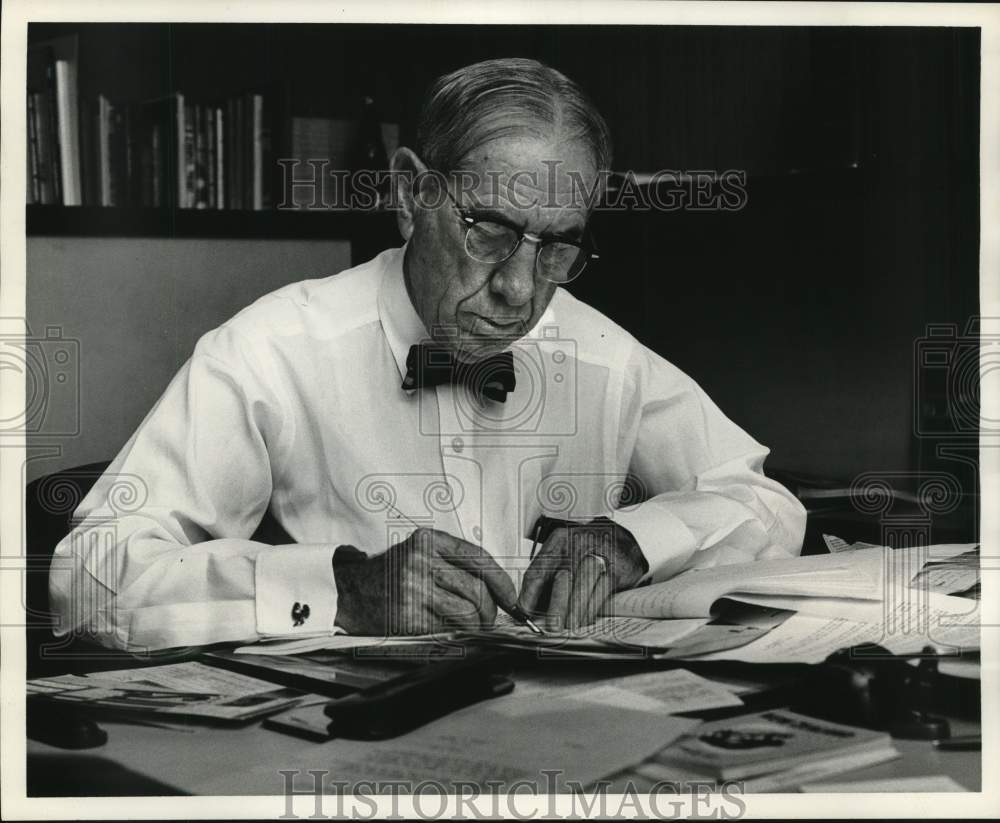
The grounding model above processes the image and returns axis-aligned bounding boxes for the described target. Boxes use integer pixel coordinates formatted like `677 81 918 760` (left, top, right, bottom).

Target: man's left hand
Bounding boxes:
517 518 648 631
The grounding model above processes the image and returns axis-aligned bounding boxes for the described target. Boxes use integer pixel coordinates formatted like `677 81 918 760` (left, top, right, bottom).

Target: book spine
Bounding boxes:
194 103 209 209
108 103 125 207
233 94 244 210
98 95 111 206
54 59 81 205
183 101 195 208
215 106 225 210
77 96 93 206
206 104 216 209
27 93 41 203
175 93 186 210
225 97 235 209
44 58 62 204
150 122 162 208
260 98 272 210
252 93 263 210
110 105 128 206
125 105 141 206
33 91 55 204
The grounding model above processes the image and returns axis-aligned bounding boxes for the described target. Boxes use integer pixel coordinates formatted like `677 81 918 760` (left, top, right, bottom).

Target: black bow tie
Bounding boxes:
402 343 516 403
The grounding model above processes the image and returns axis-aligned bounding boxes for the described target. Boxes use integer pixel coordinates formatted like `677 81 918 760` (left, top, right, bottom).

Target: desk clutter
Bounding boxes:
26 541 981 793
232 540 982 664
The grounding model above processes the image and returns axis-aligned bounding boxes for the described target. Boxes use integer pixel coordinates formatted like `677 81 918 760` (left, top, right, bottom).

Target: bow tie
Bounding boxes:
402 343 516 403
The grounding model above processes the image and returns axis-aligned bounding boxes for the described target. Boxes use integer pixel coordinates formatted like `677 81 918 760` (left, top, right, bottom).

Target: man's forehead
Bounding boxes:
453 137 599 213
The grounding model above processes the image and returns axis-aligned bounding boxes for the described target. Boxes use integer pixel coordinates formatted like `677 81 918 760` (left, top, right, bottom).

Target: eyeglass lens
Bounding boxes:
465 222 587 283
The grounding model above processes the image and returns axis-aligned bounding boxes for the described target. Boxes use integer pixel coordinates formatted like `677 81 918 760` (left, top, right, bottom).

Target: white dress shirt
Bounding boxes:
50 245 806 651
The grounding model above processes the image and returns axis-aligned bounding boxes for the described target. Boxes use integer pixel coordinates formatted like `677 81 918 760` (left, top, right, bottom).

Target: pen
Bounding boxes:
378 496 544 635
529 519 543 561
933 734 981 751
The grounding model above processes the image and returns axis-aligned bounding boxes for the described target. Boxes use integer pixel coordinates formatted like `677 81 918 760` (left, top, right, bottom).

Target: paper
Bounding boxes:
822 535 884 553
27 662 302 721
800 775 966 793
463 615 709 650
489 668 743 717
696 592 981 663
608 549 886 619
235 632 446 656
635 745 899 792
261 701 699 792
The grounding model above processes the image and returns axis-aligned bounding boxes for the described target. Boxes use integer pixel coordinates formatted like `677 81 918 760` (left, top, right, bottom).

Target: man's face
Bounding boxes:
403 135 597 360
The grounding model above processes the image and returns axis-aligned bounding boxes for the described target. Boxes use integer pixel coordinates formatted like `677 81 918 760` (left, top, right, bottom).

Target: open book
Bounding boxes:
608 547 888 619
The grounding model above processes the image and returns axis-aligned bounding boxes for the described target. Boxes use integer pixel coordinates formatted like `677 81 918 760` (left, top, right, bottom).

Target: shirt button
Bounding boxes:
451 436 464 453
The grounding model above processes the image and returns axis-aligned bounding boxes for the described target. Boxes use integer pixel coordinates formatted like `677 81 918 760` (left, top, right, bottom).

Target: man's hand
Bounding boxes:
517 518 648 631
332 527 518 635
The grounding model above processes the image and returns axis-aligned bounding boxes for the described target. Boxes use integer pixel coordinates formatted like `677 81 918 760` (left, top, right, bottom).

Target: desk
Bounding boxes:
25 659 981 797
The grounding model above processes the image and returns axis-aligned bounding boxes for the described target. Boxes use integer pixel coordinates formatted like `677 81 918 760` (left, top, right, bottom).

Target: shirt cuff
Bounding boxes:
255 545 338 637
609 502 698 584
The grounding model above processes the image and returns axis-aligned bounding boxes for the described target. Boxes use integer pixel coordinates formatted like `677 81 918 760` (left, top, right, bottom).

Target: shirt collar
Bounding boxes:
377 243 560 382
378 244 429 382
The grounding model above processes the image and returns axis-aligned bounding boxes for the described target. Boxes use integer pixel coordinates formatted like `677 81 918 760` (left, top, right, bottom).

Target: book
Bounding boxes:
183 101 195 208
252 93 264 210
194 103 210 209
652 709 894 781
206 104 217 208
215 106 226 209
27 45 60 204
96 94 113 205
214 106 225 209
54 57 82 205
26 93 41 203
135 92 185 209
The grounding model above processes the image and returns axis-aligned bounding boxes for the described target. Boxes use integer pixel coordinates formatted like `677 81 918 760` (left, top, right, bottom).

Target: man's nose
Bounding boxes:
490 242 537 307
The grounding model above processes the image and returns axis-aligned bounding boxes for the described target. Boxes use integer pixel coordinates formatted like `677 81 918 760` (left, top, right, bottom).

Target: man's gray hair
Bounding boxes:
416 57 613 175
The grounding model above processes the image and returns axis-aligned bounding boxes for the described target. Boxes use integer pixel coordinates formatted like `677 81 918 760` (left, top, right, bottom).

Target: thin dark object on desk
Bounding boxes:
324 649 514 739
934 734 981 751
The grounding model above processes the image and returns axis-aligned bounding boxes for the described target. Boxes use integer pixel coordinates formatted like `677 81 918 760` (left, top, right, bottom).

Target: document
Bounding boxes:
462 615 710 649
635 745 899 793
608 549 886 619
253 700 699 793
488 668 743 717
695 592 980 663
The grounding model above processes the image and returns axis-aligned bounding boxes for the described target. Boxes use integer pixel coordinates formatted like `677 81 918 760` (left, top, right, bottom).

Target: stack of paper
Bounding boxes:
27 661 303 723
635 709 899 792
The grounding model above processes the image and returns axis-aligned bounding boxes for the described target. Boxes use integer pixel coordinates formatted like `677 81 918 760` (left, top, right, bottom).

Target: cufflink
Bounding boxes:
291 602 311 627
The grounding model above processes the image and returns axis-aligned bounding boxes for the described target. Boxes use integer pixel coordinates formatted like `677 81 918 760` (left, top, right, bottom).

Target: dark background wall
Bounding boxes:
26 24 980 495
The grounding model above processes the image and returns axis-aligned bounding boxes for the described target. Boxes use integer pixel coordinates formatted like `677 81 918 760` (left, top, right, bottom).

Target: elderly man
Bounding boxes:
50 58 805 651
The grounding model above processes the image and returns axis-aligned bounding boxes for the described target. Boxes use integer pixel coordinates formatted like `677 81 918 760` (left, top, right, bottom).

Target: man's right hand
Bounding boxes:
331 527 518 635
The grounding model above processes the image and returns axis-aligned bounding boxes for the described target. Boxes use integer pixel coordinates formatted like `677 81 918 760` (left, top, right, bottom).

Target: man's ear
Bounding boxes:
390 147 428 242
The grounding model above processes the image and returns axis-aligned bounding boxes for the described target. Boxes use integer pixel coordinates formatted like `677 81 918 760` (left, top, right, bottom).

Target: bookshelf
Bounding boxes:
25 205 396 241
24 23 411 251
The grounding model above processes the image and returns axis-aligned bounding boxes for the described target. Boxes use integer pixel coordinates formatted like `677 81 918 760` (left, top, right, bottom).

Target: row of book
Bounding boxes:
26 36 272 210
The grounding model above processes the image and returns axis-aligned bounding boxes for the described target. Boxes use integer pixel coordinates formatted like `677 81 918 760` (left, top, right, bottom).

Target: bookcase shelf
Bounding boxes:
26 205 397 241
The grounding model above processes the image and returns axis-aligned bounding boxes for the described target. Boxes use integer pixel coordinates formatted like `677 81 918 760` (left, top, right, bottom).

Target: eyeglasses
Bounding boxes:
442 188 599 284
